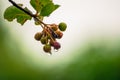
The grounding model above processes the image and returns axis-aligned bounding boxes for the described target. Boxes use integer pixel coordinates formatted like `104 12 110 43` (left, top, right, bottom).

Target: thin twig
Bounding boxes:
8 0 58 39
8 0 46 27
8 0 34 17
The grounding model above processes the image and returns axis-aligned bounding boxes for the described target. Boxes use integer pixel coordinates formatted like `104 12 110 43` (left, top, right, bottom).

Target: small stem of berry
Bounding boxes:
40 23 55 42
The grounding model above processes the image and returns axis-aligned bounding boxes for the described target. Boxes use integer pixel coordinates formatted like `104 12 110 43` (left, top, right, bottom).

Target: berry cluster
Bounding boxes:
34 22 67 54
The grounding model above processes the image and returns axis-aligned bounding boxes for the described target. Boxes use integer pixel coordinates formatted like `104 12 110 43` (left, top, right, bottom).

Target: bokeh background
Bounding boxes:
0 0 120 80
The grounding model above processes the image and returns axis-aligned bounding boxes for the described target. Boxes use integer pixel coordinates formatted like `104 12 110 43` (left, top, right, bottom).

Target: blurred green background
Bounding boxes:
0 0 120 80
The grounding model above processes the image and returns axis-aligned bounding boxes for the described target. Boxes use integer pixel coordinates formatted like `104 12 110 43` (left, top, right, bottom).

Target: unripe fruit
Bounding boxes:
55 30 63 39
58 22 67 31
50 24 58 31
40 37 47 44
47 34 51 39
43 44 51 53
34 32 42 41
53 41 61 50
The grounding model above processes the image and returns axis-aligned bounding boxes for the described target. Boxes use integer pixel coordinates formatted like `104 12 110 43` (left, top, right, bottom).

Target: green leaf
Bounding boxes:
4 4 32 25
30 0 52 13
30 0 60 16
40 3 60 16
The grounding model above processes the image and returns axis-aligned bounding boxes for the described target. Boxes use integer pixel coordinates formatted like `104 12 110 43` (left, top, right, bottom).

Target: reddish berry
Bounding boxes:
55 30 63 39
53 41 61 50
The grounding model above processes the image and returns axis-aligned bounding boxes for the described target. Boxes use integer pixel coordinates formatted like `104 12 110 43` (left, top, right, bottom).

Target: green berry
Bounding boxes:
43 44 51 53
34 32 42 41
40 37 47 44
58 22 67 31
47 34 51 39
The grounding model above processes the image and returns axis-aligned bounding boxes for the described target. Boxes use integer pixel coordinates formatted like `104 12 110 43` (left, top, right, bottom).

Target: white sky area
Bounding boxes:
1 0 120 67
